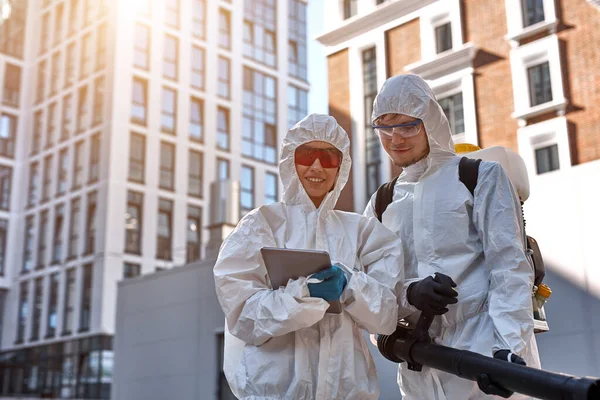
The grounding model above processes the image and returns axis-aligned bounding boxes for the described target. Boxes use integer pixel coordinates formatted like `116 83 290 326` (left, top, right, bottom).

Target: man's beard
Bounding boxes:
393 147 430 168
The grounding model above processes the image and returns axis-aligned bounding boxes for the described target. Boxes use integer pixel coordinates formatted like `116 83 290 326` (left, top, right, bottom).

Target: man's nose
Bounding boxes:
391 131 407 144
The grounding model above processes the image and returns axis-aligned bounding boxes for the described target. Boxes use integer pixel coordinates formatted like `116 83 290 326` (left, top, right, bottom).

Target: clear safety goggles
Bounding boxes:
371 119 423 139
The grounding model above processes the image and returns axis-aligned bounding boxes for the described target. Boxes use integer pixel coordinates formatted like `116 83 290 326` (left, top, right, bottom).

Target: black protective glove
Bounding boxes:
407 273 458 315
494 349 526 366
476 350 526 398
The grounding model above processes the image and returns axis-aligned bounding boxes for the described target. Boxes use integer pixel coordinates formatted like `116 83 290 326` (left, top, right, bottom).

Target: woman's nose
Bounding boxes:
309 158 324 170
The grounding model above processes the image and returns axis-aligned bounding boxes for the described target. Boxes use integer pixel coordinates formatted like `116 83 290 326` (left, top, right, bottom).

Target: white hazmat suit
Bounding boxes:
365 75 541 400
214 114 408 399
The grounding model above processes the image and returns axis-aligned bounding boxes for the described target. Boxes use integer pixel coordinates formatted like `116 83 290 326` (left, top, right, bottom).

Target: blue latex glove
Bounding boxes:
307 265 348 301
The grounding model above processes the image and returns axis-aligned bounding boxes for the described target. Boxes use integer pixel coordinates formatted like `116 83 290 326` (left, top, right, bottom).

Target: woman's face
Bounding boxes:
294 141 342 208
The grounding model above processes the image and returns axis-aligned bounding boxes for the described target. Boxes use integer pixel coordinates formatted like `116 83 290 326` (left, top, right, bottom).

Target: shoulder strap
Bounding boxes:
458 157 482 196
374 177 399 222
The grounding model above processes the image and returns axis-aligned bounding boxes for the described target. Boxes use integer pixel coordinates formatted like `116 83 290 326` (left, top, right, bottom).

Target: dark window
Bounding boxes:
77 85 89 132
131 77 148 125
31 277 44 341
439 92 465 135
0 219 7 275
522 0 545 27
84 192 97 255
54 3 65 44
129 133 146 183
190 97 203 142
535 144 560 174
217 107 230 150
243 0 277 67
32 111 43 154
57 148 69 195
40 13 50 53
66 42 76 87
156 199 173 260
219 8 231 49
163 34 179 80
16 281 28 343
435 22 453 54
46 273 60 337
343 0 358 19
265 172 278 204
50 51 61 95
188 150 203 198
0 165 12 210
93 76 105 126
0 0 27 58
80 33 93 79
187 206 202 263
79 263 93 332
37 210 49 268
242 68 277 163
191 46 205 90
240 166 254 218
52 204 65 263
528 62 552 107
217 158 230 181
363 48 380 200
68 198 81 259
62 94 73 140
28 162 39 207
165 0 180 28
63 268 76 334
288 0 307 80
287 85 308 128
0 113 17 157
160 142 175 190
2 63 22 107
125 191 143 254
97 23 107 71
73 140 85 188
36 60 46 103
46 102 58 147
134 24 150 70
42 155 53 202
89 133 100 183
218 57 231 99
192 0 206 39
161 87 177 133
124 263 141 279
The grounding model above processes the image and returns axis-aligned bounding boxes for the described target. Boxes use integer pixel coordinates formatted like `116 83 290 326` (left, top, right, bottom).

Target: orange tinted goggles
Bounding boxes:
295 144 342 168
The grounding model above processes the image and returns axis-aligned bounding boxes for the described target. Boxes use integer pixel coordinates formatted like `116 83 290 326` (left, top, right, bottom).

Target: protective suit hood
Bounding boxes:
372 74 456 176
280 114 351 210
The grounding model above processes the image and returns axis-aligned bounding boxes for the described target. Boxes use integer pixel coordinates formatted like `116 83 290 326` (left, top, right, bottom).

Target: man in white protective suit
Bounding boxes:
364 74 541 400
213 113 458 400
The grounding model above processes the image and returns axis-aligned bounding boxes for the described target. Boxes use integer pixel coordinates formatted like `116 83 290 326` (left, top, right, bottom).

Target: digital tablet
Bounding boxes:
260 247 342 314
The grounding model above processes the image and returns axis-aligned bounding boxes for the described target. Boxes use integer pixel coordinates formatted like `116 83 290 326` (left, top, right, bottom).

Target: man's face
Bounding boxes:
375 113 430 168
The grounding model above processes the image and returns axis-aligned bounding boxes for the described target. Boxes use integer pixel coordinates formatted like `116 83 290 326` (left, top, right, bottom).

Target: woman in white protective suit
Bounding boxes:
364 74 541 399
214 114 457 399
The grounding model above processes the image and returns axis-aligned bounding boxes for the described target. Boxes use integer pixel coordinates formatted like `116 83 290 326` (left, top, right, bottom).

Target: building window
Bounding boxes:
218 57 231 99
217 107 230 150
192 0 206 39
84 0 96 24
80 33 93 79
42 155 53 201
0 166 11 210
66 42 76 87
69 0 80 35
84 192 97 255
189 97 203 142
287 85 308 128
72 141 85 188
89 133 100 182
97 23 107 71
36 60 47 103
40 13 50 54
79 264 93 332
131 77 148 125
50 51 61 95
46 102 57 148
28 163 39 207
522 0 544 27
165 0 180 28
124 263 141 279
16 281 28 343
31 277 44 341
191 45 205 90
0 219 7 275
68 198 81 259
161 87 177 133
217 158 230 181
288 0 307 80
46 272 60 337
134 24 150 70
439 92 464 135
63 268 76 334
62 94 73 141
77 85 89 132
0 114 16 158
2 63 22 107
32 111 43 154
93 76 105 126
343 0 358 19
187 206 202 263
52 204 65 263
0 0 27 58
37 210 49 268
535 144 559 174
54 3 65 44
528 62 552 107
243 0 277 67
435 22 452 54
57 148 69 195
163 34 179 81
219 8 231 49
363 48 380 199
242 68 277 163
125 191 143 254
240 166 254 218
23 216 35 274
188 150 203 198
265 172 278 204
156 199 173 260
129 133 146 183
159 142 175 190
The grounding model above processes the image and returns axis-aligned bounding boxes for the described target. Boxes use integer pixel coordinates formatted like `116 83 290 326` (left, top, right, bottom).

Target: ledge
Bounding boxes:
316 0 435 47
511 98 567 123
404 43 477 80
505 19 559 47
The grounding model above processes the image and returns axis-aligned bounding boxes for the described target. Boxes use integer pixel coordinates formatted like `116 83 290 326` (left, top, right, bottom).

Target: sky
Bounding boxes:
306 0 329 115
